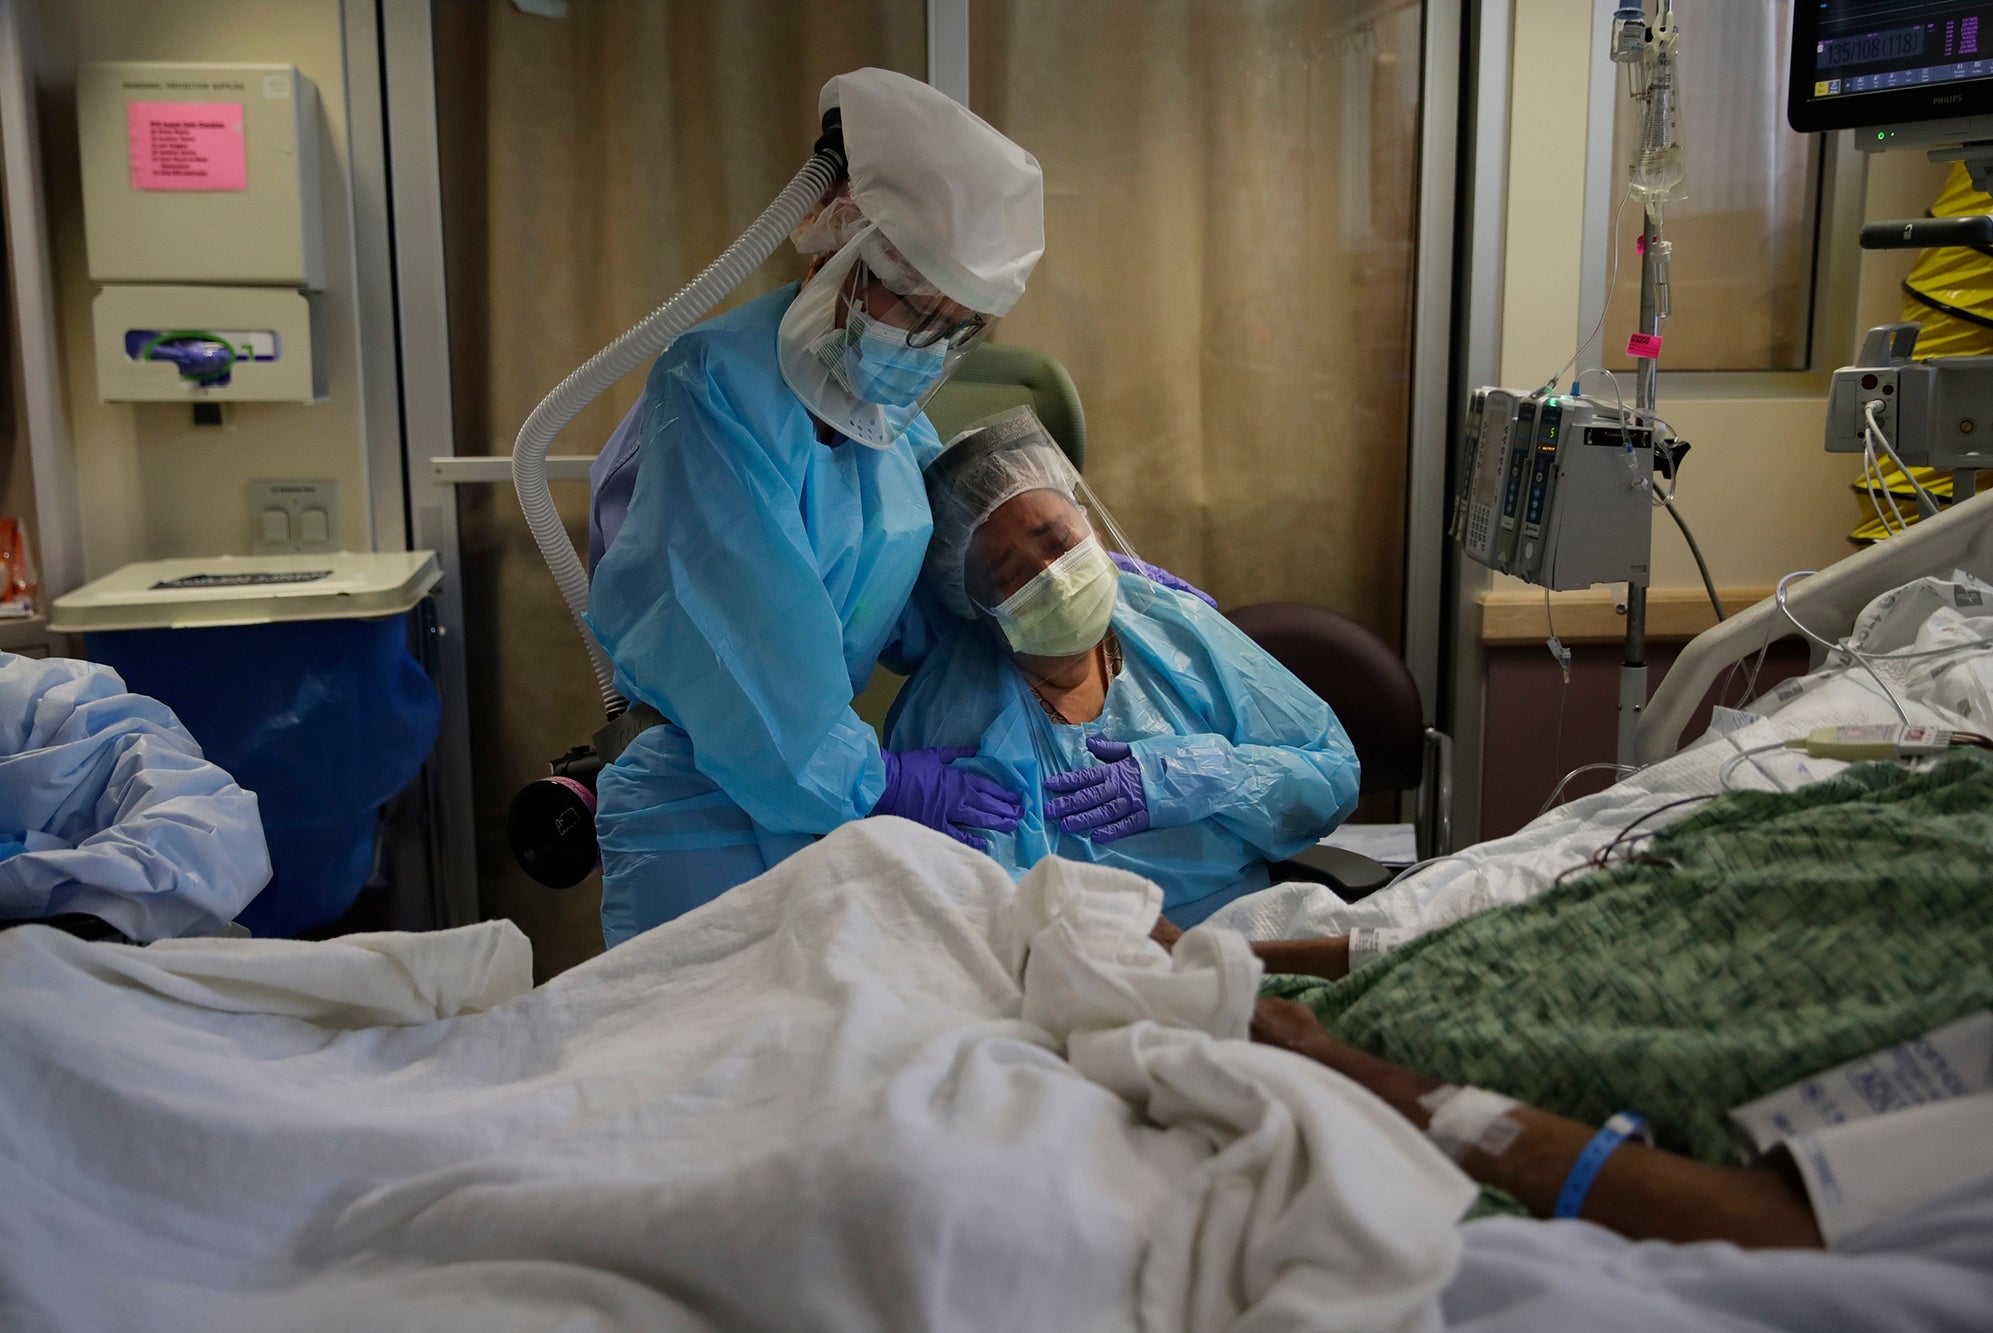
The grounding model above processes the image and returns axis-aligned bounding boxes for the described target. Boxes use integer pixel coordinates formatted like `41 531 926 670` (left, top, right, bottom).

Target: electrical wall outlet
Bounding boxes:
249 479 340 553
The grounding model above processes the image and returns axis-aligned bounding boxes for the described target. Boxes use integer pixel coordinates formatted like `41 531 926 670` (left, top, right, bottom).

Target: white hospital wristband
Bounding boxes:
1420 1084 1524 1162
1349 927 1415 970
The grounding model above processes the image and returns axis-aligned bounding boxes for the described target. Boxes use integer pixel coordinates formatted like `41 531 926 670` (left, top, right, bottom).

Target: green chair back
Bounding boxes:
924 342 1086 472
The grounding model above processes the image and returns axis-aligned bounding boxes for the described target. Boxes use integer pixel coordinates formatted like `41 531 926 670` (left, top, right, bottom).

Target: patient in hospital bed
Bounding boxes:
886 406 1360 925
1189 744 1993 1252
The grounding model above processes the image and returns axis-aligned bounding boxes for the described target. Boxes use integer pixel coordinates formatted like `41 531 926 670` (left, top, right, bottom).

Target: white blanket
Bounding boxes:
0 817 1472 1333
1213 571 1993 942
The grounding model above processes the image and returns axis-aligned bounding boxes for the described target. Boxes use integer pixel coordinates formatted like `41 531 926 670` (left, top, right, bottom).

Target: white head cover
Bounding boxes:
819 68 1044 318
779 70 1044 448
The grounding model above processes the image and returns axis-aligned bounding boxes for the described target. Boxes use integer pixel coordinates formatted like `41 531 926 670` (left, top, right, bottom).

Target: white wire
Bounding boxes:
1718 741 1796 793
1775 571 1910 723
1864 400 1943 521
1543 184 1637 395
1537 761 1639 818
1864 431 1906 538
1377 853 1482 892
1774 569 1993 665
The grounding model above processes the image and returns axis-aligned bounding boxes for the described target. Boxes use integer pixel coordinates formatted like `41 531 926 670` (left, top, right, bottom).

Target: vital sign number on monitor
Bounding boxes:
1790 1 1993 135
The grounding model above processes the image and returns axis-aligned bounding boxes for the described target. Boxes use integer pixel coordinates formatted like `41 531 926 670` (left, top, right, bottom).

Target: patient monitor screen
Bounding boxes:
1791 1 1993 131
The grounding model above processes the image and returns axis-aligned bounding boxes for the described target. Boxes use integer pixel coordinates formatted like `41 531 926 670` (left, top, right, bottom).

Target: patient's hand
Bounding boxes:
1248 997 1325 1053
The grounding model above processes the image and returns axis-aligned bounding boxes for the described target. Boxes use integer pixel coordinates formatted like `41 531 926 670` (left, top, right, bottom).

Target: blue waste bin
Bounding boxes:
48 552 445 937
89 613 440 936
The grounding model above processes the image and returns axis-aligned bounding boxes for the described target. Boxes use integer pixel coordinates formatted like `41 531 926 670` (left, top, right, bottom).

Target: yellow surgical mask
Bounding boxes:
987 537 1119 657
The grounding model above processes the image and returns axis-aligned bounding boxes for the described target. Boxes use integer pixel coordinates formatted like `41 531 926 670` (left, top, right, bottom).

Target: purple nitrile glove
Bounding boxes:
1043 736 1152 843
873 745 1023 850
1107 551 1217 609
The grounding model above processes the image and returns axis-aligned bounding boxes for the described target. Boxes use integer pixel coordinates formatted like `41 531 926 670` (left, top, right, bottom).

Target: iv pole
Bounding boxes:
1618 208 1660 767
1613 0 1676 767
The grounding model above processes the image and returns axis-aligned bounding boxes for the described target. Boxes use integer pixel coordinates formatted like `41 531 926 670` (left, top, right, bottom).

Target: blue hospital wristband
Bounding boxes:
1552 1111 1651 1220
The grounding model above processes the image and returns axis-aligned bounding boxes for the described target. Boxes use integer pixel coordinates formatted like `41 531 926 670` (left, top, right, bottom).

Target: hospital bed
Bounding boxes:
1216 486 1993 944
1638 484 1993 763
4 502 1991 1331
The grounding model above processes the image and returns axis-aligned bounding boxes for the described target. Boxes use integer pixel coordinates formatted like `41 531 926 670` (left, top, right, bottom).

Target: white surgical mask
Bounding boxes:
987 537 1119 657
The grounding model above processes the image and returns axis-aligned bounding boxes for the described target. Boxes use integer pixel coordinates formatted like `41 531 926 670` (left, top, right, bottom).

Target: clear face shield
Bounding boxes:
926 408 1155 662
777 223 995 449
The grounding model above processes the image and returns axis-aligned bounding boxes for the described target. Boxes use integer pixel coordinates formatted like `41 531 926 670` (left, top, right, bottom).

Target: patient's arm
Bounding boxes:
1147 916 1350 982
1249 937 1349 980
1249 998 1824 1251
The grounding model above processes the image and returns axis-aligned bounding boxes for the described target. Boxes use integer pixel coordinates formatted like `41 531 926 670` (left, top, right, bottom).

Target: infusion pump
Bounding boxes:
1450 388 1658 591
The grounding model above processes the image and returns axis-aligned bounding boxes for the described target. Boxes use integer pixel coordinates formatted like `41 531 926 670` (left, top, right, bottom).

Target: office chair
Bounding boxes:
1225 601 1452 898
922 342 1086 466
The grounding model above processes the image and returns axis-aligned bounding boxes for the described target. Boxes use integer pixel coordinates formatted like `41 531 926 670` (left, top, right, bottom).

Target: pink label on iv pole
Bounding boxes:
1635 234 1646 253
1626 331 1664 359
128 102 247 191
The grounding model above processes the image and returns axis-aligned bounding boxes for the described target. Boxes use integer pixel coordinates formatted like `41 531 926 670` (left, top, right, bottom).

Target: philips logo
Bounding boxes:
1933 94 1965 105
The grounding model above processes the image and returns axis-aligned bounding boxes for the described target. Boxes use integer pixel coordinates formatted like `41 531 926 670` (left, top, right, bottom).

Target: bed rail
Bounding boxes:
1636 487 1993 764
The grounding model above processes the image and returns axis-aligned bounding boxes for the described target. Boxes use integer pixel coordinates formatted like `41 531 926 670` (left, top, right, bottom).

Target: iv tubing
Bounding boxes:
511 149 846 715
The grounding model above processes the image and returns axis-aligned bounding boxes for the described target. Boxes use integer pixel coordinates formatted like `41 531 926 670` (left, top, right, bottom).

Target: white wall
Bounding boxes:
26 0 385 578
1496 0 1950 599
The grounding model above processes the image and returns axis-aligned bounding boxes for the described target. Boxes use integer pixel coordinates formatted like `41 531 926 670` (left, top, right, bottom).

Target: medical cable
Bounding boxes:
1542 586 1575 799
1767 571 1993 702
1551 793 1715 888
1864 401 1943 523
1374 852 1483 893
512 143 848 714
1537 762 1639 818
1862 429 1908 538
1725 626 1778 708
1774 572 1911 724
1717 742 1798 793
1542 183 1636 396
1544 588 1570 689
1780 724 1977 760
1719 724 1984 792
1651 479 1724 620
1594 792 1715 861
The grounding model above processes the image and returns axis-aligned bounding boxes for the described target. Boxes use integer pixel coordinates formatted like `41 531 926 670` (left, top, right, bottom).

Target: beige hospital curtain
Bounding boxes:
433 0 925 978
435 0 1429 975
969 0 1426 634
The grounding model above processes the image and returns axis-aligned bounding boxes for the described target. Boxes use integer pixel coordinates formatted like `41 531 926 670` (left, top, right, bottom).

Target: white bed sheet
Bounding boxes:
1211 571 1993 943
0 817 1473 1333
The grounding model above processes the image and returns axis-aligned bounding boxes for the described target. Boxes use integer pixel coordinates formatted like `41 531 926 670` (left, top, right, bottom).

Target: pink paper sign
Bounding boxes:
1626 331 1664 360
127 101 246 191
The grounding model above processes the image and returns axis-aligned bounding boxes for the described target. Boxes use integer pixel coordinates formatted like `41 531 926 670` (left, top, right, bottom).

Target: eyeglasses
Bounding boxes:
901 303 987 351
858 268 988 350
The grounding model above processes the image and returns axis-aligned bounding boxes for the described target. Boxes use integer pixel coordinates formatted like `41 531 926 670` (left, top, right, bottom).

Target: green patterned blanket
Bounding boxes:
1265 750 1993 1162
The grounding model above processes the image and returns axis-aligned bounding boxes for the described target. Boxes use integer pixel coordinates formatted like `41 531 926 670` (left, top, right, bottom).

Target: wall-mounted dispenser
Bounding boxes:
77 61 327 402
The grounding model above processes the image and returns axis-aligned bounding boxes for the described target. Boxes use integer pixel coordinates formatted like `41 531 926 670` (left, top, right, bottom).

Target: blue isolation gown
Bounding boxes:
884 575 1360 925
586 284 942 946
0 652 269 940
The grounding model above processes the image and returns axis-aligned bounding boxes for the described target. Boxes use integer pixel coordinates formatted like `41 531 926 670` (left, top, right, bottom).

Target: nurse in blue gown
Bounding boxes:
583 69 1045 946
